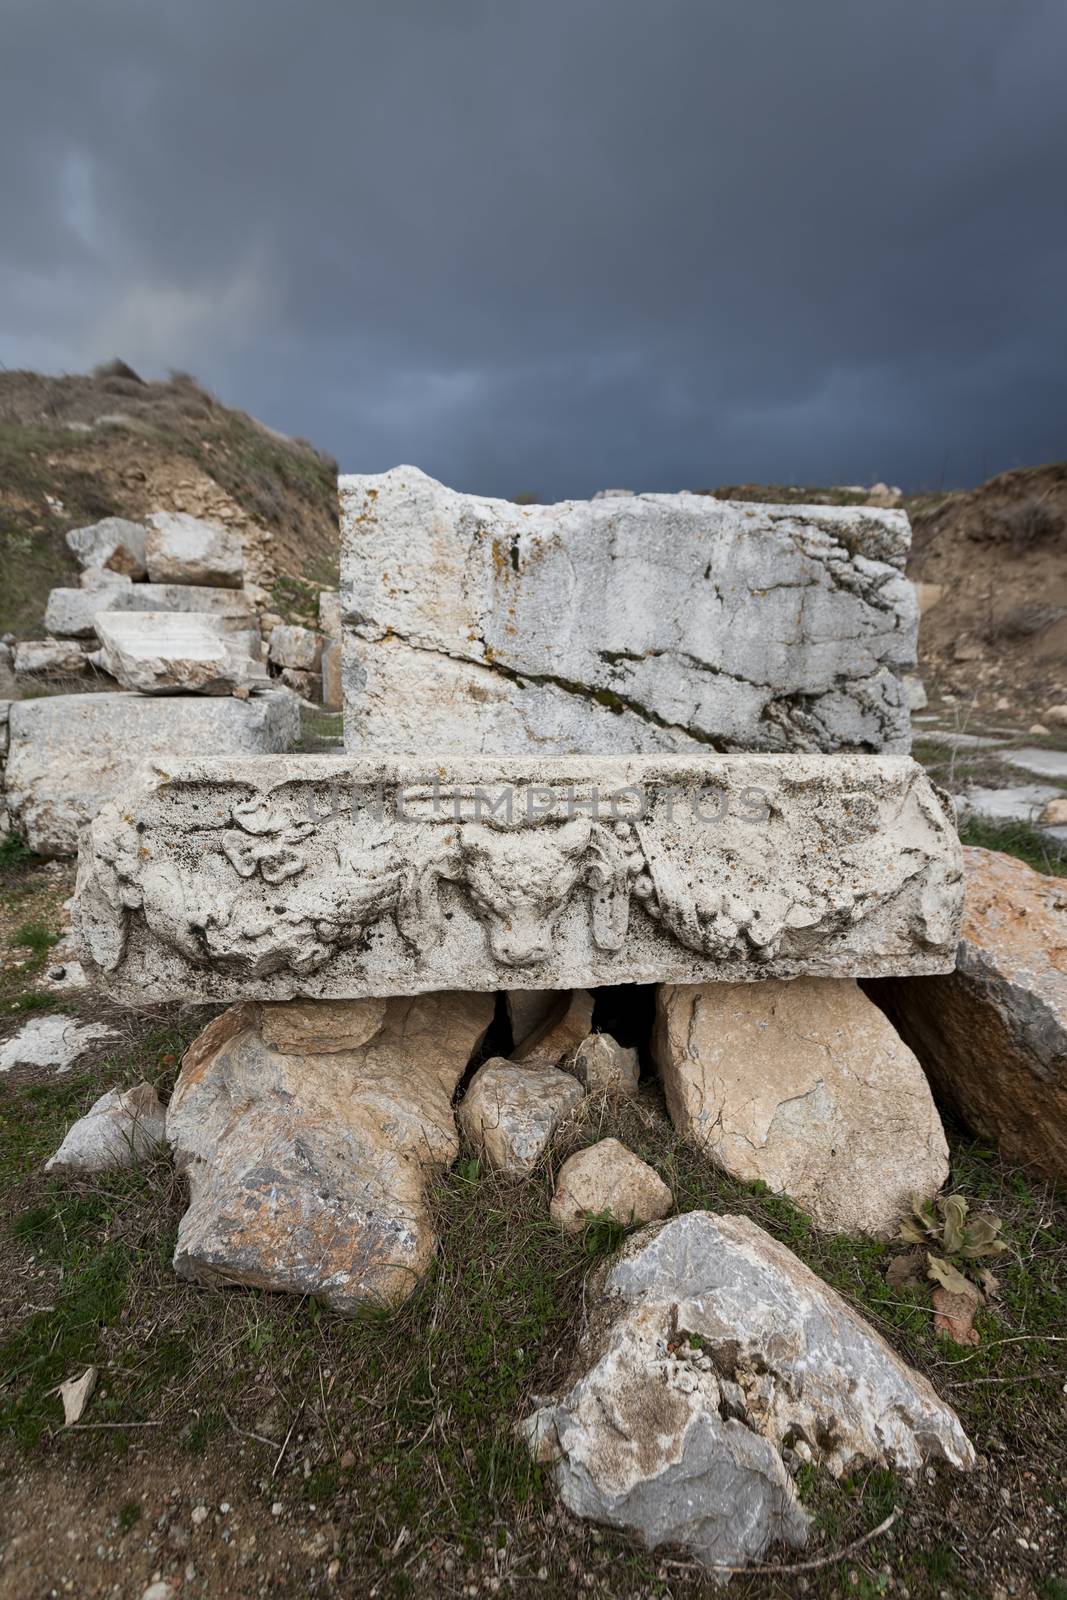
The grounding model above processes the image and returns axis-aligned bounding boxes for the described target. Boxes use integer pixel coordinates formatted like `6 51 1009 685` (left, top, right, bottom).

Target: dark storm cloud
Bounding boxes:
3 0 1066 495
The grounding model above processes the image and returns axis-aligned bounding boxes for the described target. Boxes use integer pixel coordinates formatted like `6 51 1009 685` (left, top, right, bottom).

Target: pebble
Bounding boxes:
190 1504 209 1527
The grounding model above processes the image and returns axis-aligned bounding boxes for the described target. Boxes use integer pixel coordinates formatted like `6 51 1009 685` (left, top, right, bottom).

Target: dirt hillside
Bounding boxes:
0 362 339 636
907 462 1067 718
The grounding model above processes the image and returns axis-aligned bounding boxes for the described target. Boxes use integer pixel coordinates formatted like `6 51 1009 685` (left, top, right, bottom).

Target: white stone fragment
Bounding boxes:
46 1083 166 1171
458 1058 584 1174
522 1212 973 1574
45 582 255 639
318 590 341 639
92 611 267 696
340 467 917 756
65 517 148 578
0 1014 117 1074
70 752 963 1004
145 511 244 588
5 690 300 857
654 978 949 1235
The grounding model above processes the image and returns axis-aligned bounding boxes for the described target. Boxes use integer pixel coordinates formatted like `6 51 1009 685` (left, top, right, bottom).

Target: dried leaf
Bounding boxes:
897 1221 928 1245
55 1365 97 1426
940 1196 968 1255
976 1266 1001 1299
926 1254 980 1300
886 1249 926 1288
932 1287 980 1346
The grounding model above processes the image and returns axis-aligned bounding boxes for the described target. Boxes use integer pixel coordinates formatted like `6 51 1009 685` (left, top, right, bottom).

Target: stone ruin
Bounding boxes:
0 510 343 856
62 470 987 1574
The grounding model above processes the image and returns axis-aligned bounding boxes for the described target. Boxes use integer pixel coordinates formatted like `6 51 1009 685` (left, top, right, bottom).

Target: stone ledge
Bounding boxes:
72 752 962 1003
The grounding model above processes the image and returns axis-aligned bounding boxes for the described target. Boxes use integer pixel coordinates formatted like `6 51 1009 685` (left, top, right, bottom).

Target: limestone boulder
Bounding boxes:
167 992 493 1311
65 517 148 579
145 511 244 588
341 467 916 756
5 690 299 857
550 1139 672 1233
870 846 1067 1181
45 580 254 639
459 1058 584 1175
92 611 267 696
572 1032 640 1095
654 979 949 1236
523 1212 973 1575
269 624 323 673
46 1083 165 1172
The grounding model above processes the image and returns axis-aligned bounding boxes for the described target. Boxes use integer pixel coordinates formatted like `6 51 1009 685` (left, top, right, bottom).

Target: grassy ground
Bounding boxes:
0 851 1065 1598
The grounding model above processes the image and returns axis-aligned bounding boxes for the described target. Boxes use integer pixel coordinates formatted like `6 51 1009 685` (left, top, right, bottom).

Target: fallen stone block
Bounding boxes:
572 1032 640 1095
167 992 492 1311
522 1212 973 1575
654 978 949 1235
513 990 595 1064
341 467 917 756
6 690 299 857
550 1139 671 1233
459 1058 584 1174
71 752 963 1004
869 845 1067 1182
93 612 268 696
278 666 321 701
505 989 561 1051
66 517 148 579
14 639 89 676
145 511 244 588
45 580 255 639
0 1014 118 1074
46 1083 166 1172
269 624 323 672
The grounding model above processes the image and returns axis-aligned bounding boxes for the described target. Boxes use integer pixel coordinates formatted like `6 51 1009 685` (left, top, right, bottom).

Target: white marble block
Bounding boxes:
5 690 300 857
340 467 917 756
72 752 962 1004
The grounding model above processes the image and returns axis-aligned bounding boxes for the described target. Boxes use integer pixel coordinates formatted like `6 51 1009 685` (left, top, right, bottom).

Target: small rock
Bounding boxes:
571 1032 639 1095
278 666 321 701
550 1139 671 1233
459 1058 584 1174
0 1014 117 1075
319 591 341 639
1041 797 1067 825
1029 722 1050 736
141 1584 176 1600
46 1082 166 1172
191 1505 209 1527
1044 704 1067 727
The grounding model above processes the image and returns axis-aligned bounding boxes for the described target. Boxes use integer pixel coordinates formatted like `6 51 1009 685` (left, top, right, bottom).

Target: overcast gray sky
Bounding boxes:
3 0 1065 497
